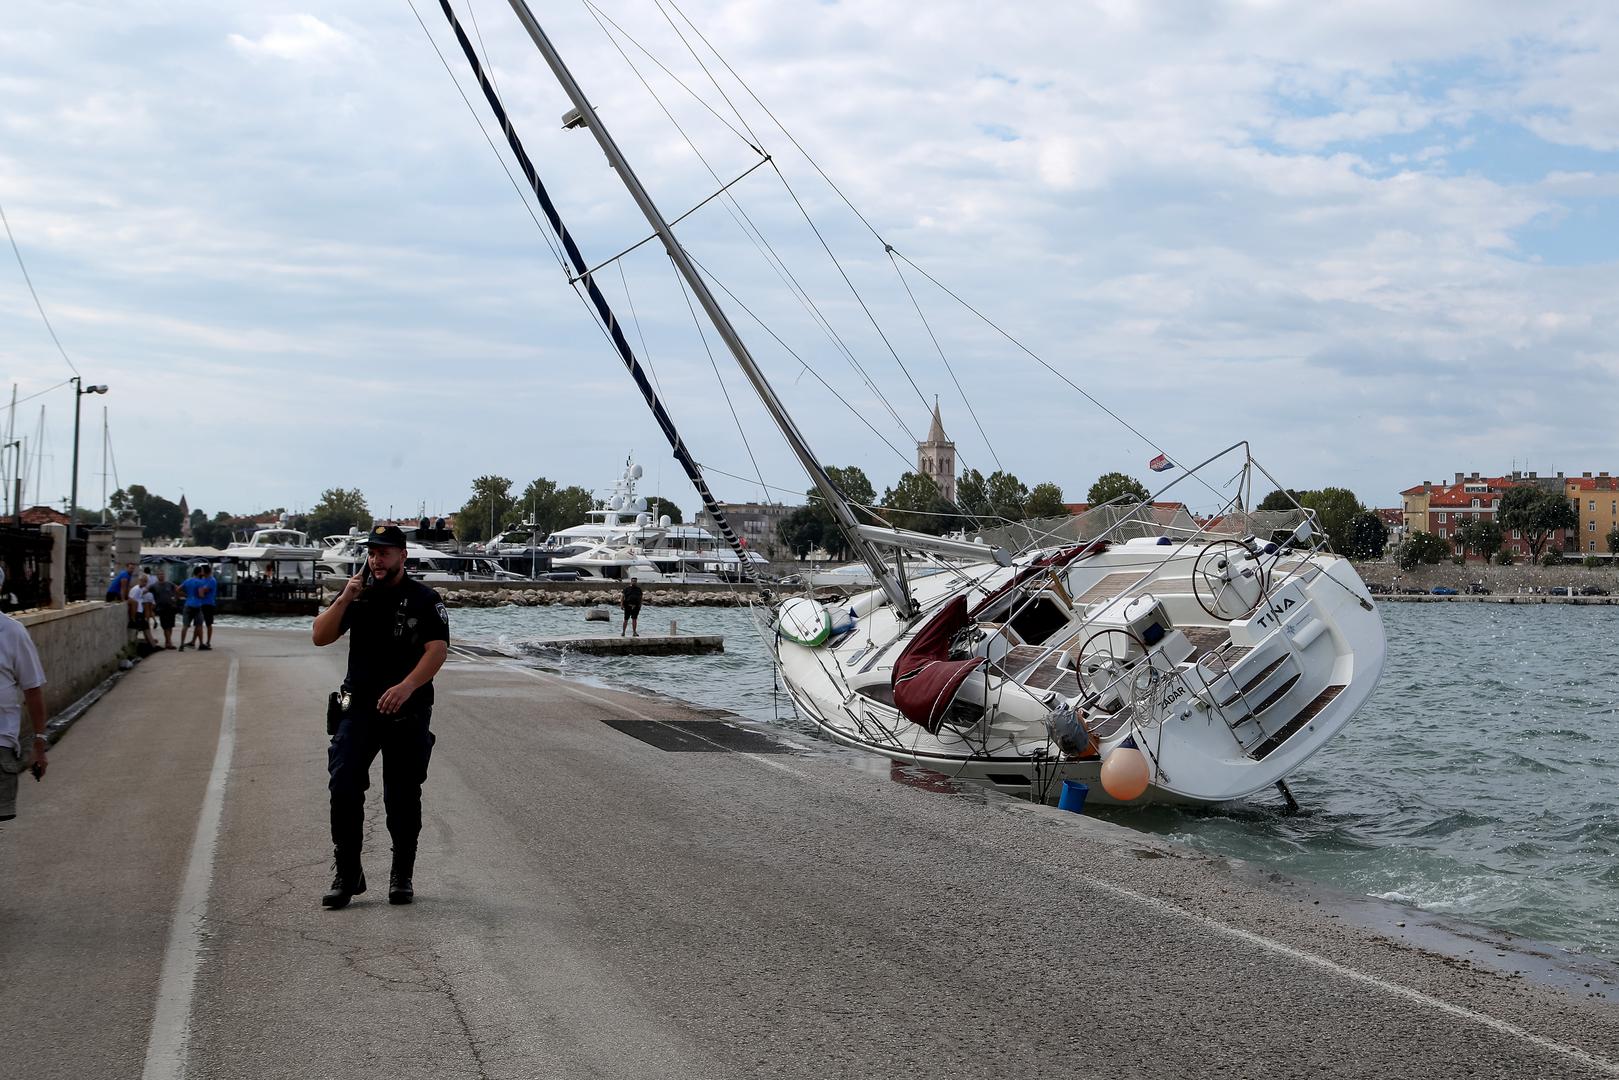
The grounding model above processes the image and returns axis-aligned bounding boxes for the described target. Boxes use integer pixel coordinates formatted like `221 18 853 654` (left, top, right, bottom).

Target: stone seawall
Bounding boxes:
1354 559 1619 592
17 602 128 716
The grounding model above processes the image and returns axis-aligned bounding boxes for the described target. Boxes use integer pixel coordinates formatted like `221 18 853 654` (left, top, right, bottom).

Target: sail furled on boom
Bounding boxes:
432 0 755 580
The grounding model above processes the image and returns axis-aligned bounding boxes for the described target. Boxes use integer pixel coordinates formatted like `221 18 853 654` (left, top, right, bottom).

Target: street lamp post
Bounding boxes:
70 377 108 538
4 439 19 525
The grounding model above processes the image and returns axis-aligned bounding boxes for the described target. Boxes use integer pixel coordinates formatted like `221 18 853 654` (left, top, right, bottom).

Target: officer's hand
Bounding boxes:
376 681 414 715
341 570 365 600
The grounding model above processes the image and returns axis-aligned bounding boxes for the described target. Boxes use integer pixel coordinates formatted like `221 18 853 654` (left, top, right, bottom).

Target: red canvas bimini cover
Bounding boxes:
892 595 985 734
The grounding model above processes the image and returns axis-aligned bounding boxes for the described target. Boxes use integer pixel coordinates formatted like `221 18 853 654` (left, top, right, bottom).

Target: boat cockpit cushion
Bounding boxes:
892 595 986 734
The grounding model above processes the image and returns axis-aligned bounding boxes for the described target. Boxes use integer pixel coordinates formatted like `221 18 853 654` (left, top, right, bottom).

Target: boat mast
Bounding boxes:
503 0 915 617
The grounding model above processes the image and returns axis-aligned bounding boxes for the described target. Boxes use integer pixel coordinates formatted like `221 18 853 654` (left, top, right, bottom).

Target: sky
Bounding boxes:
2 0 1616 525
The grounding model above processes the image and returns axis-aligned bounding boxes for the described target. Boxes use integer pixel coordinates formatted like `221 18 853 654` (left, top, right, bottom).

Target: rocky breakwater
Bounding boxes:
436 586 753 609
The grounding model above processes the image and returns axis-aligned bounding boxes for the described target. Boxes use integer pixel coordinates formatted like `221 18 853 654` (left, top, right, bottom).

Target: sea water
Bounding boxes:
237 601 1619 959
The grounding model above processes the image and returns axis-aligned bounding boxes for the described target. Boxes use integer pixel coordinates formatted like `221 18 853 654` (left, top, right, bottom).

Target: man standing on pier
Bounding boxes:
0 568 49 824
621 576 642 637
311 524 448 909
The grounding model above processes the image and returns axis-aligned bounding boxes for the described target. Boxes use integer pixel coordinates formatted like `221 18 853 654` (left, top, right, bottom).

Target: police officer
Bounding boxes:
311 524 449 908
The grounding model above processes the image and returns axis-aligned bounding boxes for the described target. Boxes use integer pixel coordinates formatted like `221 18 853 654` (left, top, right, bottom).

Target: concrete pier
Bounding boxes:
520 632 723 655
3 628 1617 1079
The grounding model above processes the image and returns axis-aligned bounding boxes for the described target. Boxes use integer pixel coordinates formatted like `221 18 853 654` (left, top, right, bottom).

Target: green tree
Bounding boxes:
1453 516 1502 562
190 510 235 549
1297 487 1364 553
306 488 372 541
455 475 516 543
1607 527 1619 556
1344 511 1390 560
776 466 876 560
1396 531 1449 570
512 478 598 540
1087 471 1151 506
650 499 684 525
827 466 876 511
880 471 957 534
109 484 185 540
1258 489 1303 512
1498 486 1578 562
957 468 1030 522
778 505 829 559
1025 482 1067 519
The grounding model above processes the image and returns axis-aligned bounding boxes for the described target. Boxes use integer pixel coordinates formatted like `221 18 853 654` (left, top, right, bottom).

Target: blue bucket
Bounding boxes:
1057 780 1089 814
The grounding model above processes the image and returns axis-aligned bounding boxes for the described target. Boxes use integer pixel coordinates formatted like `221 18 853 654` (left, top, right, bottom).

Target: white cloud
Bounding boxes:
0 0 1614 518
228 14 354 63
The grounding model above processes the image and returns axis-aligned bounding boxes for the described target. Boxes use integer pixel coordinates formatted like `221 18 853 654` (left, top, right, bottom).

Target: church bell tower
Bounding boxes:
917 400 956 504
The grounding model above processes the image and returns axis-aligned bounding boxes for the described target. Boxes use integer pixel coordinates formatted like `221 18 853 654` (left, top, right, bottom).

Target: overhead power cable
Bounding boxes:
0 199 80 377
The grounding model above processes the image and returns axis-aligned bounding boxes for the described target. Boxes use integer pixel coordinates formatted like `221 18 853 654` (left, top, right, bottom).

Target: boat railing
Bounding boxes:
973 444 1332 698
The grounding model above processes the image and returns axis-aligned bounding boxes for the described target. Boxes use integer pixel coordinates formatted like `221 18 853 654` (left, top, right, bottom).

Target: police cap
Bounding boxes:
364 524 408 549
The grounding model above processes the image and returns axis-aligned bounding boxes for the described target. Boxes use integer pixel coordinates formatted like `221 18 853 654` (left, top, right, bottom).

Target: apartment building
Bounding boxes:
1565 473 1619 556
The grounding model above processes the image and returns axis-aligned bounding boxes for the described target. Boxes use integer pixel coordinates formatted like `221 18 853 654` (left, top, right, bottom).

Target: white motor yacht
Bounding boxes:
223 522 320 580
319 530 521 583
528 458 766 583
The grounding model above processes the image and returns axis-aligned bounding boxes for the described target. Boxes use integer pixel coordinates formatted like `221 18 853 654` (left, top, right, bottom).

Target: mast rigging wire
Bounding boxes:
580 5 1014 534
576 3 934 456
424 0 756 581
659 0 1218 500
583 4 1024 528
668 254 770 502
404 0 571 277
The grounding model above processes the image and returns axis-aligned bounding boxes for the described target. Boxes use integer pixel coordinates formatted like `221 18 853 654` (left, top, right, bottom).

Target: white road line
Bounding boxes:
496 659 809 777
1085 875 1619 1076
141 656 238 1080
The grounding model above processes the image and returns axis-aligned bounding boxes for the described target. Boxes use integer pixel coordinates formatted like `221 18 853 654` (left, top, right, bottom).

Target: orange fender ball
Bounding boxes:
1100 746 1151 801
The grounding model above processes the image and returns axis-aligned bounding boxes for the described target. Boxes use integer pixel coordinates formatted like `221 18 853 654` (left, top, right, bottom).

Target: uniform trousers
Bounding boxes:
327 705 436 869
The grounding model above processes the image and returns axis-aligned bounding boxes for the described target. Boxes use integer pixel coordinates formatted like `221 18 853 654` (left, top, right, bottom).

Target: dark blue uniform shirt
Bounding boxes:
338 577 450 711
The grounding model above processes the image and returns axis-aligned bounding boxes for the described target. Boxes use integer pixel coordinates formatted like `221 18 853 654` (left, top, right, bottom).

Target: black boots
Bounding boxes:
321 851 415 907
321 860 366 909
388 870 414 905
389 851 415 905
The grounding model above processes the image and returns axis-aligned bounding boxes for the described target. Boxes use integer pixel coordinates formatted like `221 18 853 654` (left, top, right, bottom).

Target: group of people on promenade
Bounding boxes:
107 561 218 651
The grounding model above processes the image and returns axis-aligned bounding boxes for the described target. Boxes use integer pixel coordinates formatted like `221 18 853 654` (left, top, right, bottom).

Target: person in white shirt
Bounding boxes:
0 566 49 822
128 574 156 648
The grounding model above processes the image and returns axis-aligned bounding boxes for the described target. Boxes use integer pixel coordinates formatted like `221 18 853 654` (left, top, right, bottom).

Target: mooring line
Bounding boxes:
141 656 238 1080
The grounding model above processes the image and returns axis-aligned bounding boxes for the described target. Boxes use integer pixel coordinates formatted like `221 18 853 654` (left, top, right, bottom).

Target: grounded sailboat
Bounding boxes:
437 0 1387 806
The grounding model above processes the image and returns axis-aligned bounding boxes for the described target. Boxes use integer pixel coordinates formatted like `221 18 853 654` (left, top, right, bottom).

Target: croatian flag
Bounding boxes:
1148 453 1174 473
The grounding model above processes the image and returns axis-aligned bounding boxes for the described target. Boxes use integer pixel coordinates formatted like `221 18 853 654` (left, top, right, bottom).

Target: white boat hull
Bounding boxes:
774 538 1386 807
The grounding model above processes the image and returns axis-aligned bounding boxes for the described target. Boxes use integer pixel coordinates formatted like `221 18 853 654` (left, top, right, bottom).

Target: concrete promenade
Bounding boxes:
3 628 1618 1079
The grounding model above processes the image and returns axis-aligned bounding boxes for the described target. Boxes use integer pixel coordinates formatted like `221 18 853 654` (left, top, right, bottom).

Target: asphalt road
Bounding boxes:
3 627 1617 1079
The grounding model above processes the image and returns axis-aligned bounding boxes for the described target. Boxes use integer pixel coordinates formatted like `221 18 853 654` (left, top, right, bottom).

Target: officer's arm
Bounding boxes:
312 574 363 646
406 640 448 689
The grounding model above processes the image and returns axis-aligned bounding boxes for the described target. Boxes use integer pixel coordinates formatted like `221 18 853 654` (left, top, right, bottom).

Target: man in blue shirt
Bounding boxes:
178 565 210 651
196 565 219 650
105 562 134 603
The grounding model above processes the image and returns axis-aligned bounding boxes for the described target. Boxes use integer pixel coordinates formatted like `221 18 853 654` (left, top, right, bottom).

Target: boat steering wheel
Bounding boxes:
1193 540 1267 621
1075 627 1150 703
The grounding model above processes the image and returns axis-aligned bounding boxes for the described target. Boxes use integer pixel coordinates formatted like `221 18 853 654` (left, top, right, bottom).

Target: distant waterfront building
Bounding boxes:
1564 473 1619 556
917 401 956 505
695 501 799 561
1399 471 1581 561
